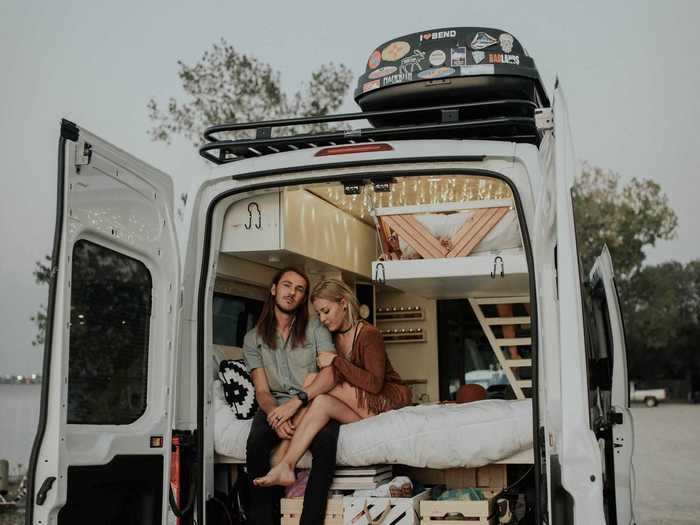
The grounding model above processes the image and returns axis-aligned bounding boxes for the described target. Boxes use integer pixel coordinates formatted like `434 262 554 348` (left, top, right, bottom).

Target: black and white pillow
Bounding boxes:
219 359 257 420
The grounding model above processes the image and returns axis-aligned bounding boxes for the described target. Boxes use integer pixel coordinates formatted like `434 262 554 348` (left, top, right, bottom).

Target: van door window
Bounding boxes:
67 240 152 424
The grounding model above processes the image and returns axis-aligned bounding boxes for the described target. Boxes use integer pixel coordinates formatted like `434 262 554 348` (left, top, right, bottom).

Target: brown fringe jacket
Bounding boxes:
331 322 412 414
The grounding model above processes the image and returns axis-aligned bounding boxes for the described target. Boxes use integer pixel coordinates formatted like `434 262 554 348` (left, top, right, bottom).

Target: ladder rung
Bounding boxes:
496 337 532 346
505 359 532 368
485 316 531 325
472 296 530 305
516 380 532 388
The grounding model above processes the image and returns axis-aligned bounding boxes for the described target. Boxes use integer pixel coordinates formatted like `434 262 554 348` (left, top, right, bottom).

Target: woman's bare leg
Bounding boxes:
270 372 318 466
253 394 360 487
326 381 375 419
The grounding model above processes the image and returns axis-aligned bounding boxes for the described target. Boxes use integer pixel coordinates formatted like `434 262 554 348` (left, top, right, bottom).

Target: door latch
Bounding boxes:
36 476 56 505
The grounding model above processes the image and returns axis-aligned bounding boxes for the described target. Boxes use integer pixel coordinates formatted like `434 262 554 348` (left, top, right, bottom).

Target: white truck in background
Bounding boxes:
630 381 668 407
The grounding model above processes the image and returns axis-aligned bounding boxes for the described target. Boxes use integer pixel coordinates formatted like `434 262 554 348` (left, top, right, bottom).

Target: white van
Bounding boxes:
25 28 635 525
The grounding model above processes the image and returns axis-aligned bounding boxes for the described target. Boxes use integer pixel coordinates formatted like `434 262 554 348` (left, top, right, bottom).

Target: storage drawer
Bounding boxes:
420 493 499 525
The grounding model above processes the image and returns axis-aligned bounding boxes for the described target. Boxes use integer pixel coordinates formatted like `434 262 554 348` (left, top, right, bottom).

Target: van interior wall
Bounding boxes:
377 289 440 402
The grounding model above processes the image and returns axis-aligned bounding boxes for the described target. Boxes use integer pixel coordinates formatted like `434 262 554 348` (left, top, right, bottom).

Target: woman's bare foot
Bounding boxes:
253 462 296 487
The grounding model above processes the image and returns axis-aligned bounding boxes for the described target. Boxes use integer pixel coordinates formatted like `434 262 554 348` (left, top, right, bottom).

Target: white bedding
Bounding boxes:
214 381 532 468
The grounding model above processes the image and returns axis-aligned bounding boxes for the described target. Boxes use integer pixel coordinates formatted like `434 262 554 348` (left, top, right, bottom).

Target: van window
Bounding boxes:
588 283 614 390
213 293 262 347
67 240 152 424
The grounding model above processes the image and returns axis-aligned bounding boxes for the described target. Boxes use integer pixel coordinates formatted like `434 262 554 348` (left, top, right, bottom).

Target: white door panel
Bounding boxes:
27 121 180 524
590 246 636 525
535 84 607 524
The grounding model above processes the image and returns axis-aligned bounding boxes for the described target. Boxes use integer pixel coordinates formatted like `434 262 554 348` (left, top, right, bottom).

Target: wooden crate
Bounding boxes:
281 496 344 525
420 491 499 525
343 489 431 525
396 464 506 490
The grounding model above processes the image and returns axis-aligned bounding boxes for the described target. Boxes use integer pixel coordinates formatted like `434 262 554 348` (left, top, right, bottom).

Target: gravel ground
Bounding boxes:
632 404 700 525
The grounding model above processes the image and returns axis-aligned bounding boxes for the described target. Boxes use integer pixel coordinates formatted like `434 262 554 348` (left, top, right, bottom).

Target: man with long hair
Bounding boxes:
243 267 338 525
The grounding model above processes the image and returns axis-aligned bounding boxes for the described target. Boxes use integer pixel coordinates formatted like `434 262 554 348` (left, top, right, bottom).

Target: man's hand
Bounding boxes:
274 420 295 440
267 398 302 429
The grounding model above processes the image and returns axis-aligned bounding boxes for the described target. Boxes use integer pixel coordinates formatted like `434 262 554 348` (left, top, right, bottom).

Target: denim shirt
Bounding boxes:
243 317 335 400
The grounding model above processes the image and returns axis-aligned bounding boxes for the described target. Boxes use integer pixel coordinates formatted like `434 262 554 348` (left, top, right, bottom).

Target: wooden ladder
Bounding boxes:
468 296 532 400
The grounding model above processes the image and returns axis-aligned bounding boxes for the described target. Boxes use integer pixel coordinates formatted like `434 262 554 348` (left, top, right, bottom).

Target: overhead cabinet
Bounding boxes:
220 190 377 278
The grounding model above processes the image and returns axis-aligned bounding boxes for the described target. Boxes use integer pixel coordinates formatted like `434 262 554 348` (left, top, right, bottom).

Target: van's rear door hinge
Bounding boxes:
75 141 93 166
535 108 554 131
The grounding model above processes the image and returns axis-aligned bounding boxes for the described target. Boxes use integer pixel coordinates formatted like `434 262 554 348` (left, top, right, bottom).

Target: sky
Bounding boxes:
1 0 699 375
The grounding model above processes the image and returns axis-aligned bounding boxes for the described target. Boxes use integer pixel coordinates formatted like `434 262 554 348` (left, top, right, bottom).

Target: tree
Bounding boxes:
623 261 700 382
31 40 353 347
147 38 353 146
572 163 678 278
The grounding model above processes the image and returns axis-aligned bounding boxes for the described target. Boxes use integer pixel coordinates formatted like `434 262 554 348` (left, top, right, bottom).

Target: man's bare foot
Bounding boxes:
253 462 296 487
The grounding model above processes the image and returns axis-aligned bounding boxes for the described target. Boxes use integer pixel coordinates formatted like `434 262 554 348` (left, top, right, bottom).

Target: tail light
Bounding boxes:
315 143 393 156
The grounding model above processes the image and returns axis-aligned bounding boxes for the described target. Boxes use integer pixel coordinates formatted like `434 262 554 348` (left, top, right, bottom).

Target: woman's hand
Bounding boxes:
267 398 302 429
317 352 337 368
274 420 295 440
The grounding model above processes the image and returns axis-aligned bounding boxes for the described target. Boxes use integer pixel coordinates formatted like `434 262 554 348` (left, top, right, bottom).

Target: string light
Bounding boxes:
310 176 511 221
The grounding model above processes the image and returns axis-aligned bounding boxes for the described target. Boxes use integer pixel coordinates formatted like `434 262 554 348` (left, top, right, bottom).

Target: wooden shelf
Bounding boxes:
376 306 424 322
381 331 426 344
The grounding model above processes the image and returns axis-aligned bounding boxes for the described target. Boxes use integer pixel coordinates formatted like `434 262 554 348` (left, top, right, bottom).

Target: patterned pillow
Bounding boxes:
219 359 257 420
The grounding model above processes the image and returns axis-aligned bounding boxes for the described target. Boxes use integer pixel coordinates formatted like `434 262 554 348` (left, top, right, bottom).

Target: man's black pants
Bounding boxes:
246 409 339 525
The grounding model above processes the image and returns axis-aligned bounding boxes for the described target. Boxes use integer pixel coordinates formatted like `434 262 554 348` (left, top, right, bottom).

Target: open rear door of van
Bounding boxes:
588 246 636 525
26 120 180 525
535 82 608 524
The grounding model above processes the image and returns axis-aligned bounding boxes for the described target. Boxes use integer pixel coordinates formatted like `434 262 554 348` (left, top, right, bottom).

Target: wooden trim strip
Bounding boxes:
450 206 509 257
382 214 447 258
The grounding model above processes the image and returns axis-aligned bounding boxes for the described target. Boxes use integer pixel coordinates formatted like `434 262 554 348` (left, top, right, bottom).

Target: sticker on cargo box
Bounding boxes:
381 41 411 61
470 31 498 50
367 50 381 70
368 66 398 79
472 51 486 64
429 49 446 66
419 29 457 42
450 46 467 66
460 64 495 76
400 49 426 75
417 66 455 80
499 33 515 53
488 53 520 65
362 79 381 92
381 72 413 86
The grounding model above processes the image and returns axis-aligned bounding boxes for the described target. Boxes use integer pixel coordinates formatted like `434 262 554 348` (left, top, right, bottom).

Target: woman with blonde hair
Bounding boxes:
254 278 411 487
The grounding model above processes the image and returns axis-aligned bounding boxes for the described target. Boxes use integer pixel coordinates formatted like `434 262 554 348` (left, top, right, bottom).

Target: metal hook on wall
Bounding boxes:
245 202 262 230
374 263 386 285
491 256 504 279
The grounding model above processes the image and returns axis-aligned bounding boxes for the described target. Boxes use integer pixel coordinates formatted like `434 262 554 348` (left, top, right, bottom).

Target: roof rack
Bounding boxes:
199 99 542 164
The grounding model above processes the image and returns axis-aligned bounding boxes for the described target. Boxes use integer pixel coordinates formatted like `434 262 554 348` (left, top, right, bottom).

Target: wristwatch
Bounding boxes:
296 390 309 407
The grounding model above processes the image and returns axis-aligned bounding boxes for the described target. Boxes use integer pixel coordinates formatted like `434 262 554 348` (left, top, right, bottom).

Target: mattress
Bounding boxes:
213 381 532 469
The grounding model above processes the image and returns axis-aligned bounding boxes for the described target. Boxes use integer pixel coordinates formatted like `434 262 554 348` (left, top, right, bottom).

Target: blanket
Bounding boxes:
213 381 532 468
